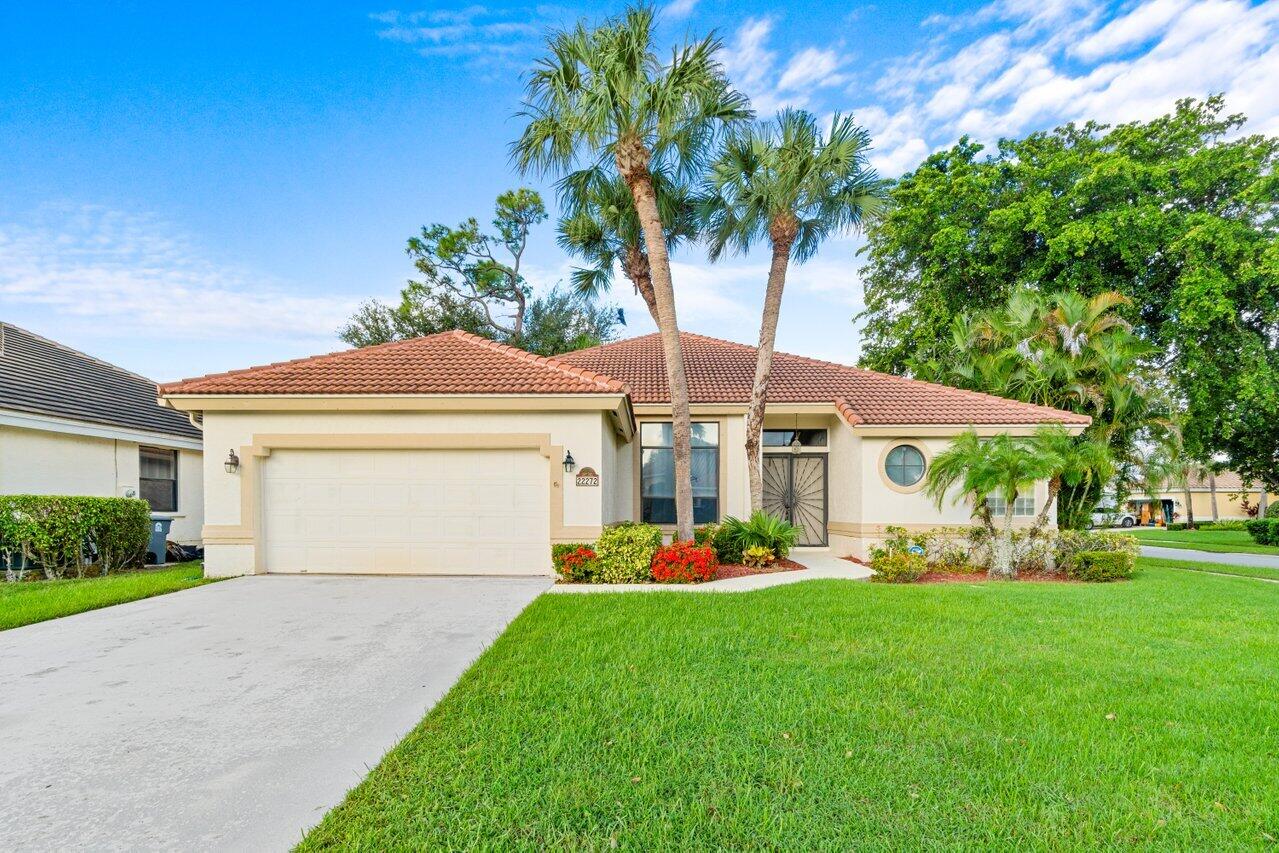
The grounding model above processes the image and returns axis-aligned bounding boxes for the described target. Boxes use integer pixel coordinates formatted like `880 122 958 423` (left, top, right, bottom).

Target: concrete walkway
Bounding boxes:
1141 544 1279 570
547 549 873 594
0 574 548 852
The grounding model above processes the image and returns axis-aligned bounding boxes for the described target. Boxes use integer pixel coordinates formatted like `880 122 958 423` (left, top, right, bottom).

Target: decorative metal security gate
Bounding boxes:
761 454 828 546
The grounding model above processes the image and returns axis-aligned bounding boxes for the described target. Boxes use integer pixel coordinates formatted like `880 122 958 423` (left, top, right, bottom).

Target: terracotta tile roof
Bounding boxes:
1159 471 1256 492
557 332 1091 426
159 330 627 396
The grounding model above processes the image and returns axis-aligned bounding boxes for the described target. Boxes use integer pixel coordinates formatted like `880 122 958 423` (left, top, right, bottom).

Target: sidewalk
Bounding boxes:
546 550 873 594
1140 545 1279 570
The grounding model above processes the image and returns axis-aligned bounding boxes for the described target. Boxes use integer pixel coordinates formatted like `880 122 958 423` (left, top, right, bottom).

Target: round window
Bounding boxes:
885 444 925 487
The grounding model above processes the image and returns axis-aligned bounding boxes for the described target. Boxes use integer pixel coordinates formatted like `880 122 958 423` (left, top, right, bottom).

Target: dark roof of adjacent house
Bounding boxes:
557 332 1091 426
159 330 627 396
0 322 202 440
160 329 1088 428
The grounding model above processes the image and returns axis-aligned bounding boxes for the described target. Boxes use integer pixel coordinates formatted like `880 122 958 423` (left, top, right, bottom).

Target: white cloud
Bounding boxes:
848 0 1279 175
721 18 852 114
661 0 699 21
0 204 359 345
370 6 546 71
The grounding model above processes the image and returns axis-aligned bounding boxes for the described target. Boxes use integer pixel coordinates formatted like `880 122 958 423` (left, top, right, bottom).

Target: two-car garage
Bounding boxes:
259 447 552 576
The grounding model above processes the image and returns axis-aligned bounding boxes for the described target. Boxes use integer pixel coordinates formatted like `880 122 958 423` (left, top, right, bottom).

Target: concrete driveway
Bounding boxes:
0 574 549 852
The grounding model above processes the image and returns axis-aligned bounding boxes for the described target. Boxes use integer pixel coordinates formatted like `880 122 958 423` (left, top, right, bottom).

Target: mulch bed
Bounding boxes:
713 558 806 581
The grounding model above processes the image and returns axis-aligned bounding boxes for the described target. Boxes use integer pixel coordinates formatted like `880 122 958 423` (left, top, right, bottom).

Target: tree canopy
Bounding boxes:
858 97 1279 489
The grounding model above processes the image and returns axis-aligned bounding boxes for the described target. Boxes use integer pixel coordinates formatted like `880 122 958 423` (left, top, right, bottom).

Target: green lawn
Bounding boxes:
1151 555 1279 583
301 561 1279 850
1125 526 1279 555
0 563 213 631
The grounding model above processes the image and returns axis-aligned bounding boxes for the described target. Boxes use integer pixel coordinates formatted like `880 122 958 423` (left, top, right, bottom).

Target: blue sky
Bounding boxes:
2 0 1276 381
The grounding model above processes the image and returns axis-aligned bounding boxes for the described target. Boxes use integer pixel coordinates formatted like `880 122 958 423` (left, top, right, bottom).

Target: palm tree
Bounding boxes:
1029 424 1113 533
513 6 751 540
701 109 883 510
557 165 699 324
1207 467 1219 521
924 430 1062 579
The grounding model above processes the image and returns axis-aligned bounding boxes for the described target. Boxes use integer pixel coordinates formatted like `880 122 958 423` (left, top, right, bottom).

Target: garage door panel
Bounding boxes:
262 448 552 576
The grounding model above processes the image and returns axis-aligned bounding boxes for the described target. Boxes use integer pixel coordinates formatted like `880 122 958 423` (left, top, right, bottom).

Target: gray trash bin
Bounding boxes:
148 516 173 566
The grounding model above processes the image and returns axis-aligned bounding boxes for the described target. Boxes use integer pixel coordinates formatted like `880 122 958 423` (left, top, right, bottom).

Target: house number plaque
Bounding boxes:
575 467 600 487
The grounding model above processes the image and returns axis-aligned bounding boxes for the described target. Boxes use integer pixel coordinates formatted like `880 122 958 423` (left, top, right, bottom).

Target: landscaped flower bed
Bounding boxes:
550 511 806 585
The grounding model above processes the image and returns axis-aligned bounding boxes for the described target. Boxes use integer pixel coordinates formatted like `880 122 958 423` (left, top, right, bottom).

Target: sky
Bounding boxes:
2 0 1277 381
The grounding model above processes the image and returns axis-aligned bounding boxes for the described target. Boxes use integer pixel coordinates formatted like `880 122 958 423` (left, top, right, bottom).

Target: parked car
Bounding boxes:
1090 506 1137 528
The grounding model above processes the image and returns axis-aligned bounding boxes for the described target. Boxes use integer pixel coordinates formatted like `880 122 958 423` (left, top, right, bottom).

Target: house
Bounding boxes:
0 322 204 543
1137 470 1277 524
159 330 1089 578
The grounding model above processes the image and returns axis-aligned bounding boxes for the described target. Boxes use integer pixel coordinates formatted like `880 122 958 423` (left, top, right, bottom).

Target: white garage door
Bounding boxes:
261 448 551 575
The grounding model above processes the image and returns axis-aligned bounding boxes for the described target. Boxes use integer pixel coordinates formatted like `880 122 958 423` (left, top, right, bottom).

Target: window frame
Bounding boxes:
986 494 1036 517
637 420 721 525
139 446 178 513
762 428 828 448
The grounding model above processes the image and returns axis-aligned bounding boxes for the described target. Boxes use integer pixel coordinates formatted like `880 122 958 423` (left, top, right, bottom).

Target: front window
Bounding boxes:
763 429 828 447
140 447 178 512
987 494 1036 517
640 422 719 524
884 444 925 487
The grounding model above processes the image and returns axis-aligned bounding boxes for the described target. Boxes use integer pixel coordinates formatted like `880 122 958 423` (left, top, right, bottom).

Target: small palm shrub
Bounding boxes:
651 541 717 583
721 511 801 560
870 551 926 583
1066 550 1135 582
595 522 663 583
1200 519 1246 531
550 543 598 582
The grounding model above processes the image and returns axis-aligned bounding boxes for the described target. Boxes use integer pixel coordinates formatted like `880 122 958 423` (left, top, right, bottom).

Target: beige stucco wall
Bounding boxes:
198 407 618 576
0 424 203 543
1156 489 1279 521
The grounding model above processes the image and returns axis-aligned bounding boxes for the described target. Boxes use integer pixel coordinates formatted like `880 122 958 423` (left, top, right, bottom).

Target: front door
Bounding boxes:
762 454 828 546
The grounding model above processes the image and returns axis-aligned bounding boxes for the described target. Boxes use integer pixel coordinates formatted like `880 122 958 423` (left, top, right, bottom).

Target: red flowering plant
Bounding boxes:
650 541 718 584
551 543 598 582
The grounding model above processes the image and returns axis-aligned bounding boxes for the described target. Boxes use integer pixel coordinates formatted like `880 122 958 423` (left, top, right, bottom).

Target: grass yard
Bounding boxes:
301 561 1279 850
1125 526 1279 555
0 563 212 631
1148 555 1279 584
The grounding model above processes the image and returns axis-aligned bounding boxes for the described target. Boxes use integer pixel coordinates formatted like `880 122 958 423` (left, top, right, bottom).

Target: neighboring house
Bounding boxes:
159 330 1088 578
0 322 204 544
1138 470 1278 524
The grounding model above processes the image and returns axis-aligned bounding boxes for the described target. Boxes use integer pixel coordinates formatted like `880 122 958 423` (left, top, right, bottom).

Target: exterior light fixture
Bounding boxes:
224 449 240 474
563 450 576 473
789 414 803 454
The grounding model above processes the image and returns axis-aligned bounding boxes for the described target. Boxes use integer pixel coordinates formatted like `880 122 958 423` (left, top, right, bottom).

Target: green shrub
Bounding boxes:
550 542 598 582
695 523 743 565
869 550 927 583
1054 529 1137 568
1267 502 1279 519
1066 550 1135 582
1245 518 1279 546
1200 519 1246 531
1166 522 1189 531
742 545 775 569
720 511 800 559
595 522 662 584
0 496 150 580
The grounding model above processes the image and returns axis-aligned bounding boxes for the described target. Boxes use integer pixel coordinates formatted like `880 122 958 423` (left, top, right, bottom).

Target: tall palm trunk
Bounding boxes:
619 140 695 540
1183 486 1195 528
746 218 797 511
1208 471 1219 521
1032 475 1061 534
622 244 660 323
992 501 1017 580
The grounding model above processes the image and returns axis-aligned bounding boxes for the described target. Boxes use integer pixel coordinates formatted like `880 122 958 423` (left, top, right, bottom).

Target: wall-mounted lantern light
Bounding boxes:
563 450 576 473
224 449 240 474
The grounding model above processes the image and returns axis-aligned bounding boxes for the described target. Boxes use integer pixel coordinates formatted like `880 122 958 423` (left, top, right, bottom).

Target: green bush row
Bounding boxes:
0 495 151 580
551 523 666 584
695 511 800 565
1245 518 1279 546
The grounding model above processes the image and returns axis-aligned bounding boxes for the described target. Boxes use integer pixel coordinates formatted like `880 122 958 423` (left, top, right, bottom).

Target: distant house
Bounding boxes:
0 322 204 544
1137 470 1277 524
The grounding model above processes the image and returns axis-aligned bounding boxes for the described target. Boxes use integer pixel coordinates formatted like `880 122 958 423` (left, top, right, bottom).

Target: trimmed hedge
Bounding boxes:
1245 518 1279 546
551 543 598 583
0 496 150 580
595 522 663 584
1067 550 1135 582
695 523 742 566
